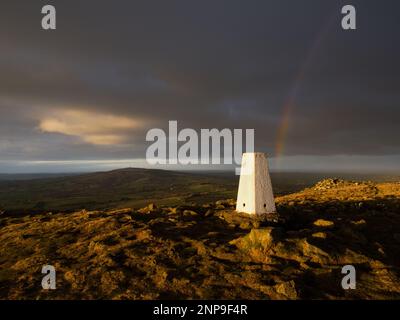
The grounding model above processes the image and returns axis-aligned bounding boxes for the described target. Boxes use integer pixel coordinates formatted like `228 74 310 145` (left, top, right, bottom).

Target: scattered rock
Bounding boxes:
312 232 327 239
108 208 133 215
205 209 214 217
135 229 152 241
313 219 334 227
230 228 280 262
138 203 158 214
351 219 367 226
313 178 349 190
183 210 198 216
216 199 236 207
239 221 251 230
297 239 332 264
274 280 298 299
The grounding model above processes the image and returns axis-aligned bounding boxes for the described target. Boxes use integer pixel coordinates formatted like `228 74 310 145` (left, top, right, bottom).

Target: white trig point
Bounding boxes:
236 152 276 216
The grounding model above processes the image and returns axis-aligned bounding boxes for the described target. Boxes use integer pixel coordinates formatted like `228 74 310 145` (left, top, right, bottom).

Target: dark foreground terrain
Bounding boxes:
1 179 400 299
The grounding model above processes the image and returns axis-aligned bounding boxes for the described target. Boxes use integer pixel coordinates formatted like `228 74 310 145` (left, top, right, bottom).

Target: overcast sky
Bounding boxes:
0 0 399 173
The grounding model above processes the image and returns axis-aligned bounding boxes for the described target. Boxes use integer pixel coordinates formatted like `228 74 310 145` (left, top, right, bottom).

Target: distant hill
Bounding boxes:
0 168 399 213
0 173 79 181
0 168 238 212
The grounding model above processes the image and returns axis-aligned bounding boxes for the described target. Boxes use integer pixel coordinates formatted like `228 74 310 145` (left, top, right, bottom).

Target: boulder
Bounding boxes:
313 219 334 227
138 203 158 214
274 280 298 299
230 228 281 263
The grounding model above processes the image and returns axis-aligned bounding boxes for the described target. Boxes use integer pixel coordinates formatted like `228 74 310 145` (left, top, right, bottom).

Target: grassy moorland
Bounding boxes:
0 178 399 299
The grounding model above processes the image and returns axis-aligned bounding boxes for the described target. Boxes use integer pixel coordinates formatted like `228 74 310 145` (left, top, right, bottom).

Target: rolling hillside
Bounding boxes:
0 168 399 213
0 168 237 213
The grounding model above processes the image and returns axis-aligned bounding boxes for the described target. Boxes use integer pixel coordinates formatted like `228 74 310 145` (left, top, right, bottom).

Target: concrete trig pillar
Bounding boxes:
236 152 277 216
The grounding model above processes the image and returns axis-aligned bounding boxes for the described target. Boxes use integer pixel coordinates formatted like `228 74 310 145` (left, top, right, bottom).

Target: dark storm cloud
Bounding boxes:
0 0 399 170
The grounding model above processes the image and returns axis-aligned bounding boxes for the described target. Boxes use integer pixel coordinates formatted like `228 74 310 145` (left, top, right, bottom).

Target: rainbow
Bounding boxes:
274 12 337 170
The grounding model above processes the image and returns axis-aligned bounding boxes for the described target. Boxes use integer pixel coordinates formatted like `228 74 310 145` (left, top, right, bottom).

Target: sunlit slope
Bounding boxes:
1 179 399 299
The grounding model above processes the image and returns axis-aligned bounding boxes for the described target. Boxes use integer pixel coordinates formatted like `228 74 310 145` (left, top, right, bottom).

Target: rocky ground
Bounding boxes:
0 179 400 300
